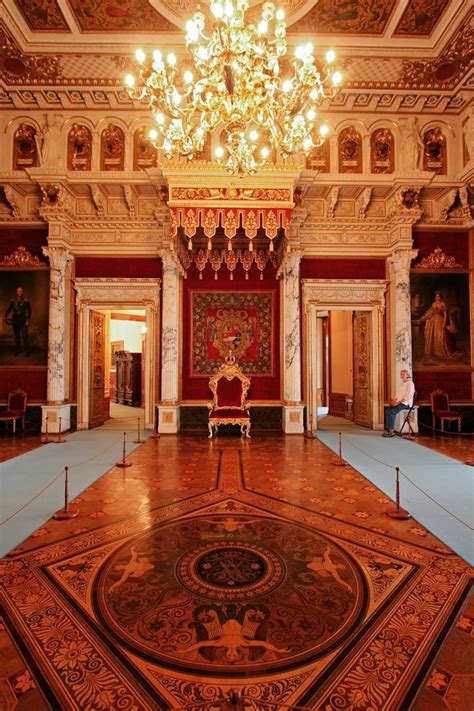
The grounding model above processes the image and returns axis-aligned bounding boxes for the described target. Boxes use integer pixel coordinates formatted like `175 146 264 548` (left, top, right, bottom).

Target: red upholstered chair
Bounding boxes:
208 355 251 438
430 389 462 432
0 389 27 434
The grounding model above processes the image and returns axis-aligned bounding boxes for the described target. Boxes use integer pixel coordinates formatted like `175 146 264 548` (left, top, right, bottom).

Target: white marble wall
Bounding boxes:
160 251 180 402
388 248 418 383
283 252 302 402
42 245 72 403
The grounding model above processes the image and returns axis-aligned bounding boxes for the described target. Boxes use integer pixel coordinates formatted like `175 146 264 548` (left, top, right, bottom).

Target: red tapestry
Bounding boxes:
190 291 274 376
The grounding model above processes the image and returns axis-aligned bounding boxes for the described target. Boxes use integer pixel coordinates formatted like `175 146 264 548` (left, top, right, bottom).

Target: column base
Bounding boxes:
158 404 180 434
283 405 305 434
41 404 71 433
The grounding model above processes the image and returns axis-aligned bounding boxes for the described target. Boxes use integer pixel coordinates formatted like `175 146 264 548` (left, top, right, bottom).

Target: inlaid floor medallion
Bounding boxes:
94 514 366 674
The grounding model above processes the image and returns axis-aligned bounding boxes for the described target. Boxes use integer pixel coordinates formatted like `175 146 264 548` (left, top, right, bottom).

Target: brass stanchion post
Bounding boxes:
55 416 66 444
133 416 144 444
41 415 50 443
332 431 348 466
53 466 79 520
116 431 132 468
386 467 411 519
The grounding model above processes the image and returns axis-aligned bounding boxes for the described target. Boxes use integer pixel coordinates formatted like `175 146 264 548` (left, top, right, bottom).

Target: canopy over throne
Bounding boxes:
208 354 251 438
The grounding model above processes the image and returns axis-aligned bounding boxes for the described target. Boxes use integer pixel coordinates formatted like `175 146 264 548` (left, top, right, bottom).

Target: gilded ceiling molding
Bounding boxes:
0 24 63 84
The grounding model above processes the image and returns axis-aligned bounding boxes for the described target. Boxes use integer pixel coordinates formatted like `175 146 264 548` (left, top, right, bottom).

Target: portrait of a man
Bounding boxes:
0 271 49 366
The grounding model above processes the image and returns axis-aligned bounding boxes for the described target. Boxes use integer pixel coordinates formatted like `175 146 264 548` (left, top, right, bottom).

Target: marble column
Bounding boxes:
41 245 73 432
282 251 304 433
159 250 181 433
388 248 418 392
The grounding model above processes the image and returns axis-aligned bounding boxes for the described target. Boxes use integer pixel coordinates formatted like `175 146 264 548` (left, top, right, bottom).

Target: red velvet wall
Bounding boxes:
414 372 471 402
0 228 49 402
75 257 162 278
182 263 280 401
300 258 386 279
412 229 469 268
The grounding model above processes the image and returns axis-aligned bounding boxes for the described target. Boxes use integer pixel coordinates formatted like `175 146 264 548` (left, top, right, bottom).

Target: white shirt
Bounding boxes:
395 379 415 407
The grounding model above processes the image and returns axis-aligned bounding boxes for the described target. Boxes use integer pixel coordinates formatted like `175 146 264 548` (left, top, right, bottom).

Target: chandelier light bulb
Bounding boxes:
125 0 342 174
149 129 158 141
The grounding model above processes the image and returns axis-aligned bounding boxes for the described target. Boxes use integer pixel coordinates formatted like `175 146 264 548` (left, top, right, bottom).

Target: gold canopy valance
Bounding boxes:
170 206 291 244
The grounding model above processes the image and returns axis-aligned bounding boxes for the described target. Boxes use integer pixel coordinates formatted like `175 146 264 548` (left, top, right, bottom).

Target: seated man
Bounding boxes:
383 369 415 437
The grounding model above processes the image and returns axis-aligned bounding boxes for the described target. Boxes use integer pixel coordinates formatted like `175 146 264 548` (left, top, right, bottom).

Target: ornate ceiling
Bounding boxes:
0 1 472 119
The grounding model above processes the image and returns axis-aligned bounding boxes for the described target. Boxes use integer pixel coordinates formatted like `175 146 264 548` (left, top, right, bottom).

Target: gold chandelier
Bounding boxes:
125 1 342 175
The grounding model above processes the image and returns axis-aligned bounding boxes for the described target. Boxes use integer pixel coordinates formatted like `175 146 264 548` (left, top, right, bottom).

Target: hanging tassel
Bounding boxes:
214 271 218 280
248 239 253 252
245 272 249 280
269 240 274 252
207 238 212 251
228 238 232 251
188 238 193 251
230 272 233 280
260 272 263 280
199 272 203 280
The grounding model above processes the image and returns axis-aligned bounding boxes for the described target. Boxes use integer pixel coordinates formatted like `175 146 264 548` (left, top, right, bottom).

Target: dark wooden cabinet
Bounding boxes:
114 351 142 406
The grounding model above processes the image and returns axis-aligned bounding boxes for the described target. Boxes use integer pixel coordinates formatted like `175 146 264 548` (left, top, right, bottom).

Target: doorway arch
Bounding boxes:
74 278 160 430
302 279 387 431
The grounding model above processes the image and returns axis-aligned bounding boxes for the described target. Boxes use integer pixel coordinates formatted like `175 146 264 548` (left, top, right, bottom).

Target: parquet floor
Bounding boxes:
0 433 472 709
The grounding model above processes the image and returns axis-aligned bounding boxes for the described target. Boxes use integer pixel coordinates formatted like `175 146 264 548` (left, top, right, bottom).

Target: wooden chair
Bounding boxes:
208 354 251 438
430 389 462 432
0 389 27 434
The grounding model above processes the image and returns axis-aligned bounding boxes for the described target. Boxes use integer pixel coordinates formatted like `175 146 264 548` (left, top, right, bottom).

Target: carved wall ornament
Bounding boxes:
400 188 421 210
40 183 64 207
170 187 291 202
417 246 463 269
68 124 92 171
358 187 372 218
371 128 394 173
100 124 125 171
306 141 330 172
423 127 446 174
2 185 22 218
133 127 158 171
339 127 362 173
74 278 160 312
13 123 38 170
0 245 47 269
302 279 387 311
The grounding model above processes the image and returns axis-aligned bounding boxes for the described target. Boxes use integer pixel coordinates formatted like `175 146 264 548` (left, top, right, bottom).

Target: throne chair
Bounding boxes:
208 354 251 438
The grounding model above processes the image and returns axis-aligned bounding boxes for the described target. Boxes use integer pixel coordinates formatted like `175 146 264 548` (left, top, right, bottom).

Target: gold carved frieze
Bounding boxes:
0 245 48 269
416 247 463 270
169 206 292 240
170 187 291 203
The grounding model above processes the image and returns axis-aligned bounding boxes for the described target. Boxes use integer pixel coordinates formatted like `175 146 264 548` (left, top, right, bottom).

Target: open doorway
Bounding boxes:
315 309 374 430
97 308 146 430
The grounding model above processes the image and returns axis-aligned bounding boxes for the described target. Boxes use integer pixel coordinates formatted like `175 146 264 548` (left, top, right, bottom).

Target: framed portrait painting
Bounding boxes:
411 273 471 370
0 269 49 366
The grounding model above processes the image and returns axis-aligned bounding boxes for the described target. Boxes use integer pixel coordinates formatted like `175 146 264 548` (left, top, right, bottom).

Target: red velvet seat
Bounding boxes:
430 389 462 432
0 389 27 434
208 355 251 438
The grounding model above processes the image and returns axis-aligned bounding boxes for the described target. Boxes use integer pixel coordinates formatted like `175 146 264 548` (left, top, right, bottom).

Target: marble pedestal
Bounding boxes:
41 404 71 433
283 405 305 434
158 404 180 434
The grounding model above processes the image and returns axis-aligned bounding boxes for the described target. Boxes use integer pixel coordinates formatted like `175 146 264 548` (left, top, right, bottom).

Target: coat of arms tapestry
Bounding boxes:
190 291 274 376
